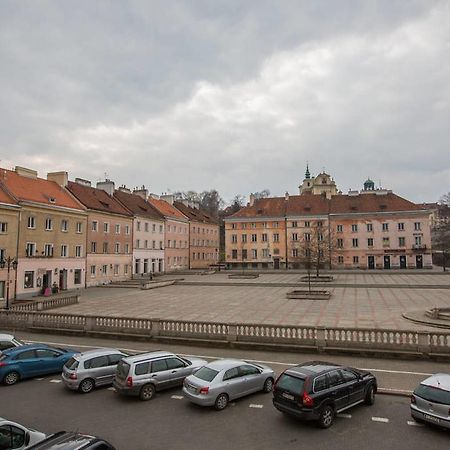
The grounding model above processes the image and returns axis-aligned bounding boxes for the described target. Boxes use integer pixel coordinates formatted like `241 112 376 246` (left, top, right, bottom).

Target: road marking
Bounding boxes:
50 379 62 383
407 421 423 427
35 378 44 381
107 387 116 391
171 395 184 400
337 413 352 419
249 404 264 409
25 339 433 377
372 417 389 423
378 387 413 394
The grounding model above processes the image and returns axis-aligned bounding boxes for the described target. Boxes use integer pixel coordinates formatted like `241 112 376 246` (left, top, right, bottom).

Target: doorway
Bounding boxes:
368 256 375 270
135 259 140 275
42 270 52 289
383 256 391 269
416 255 423 269
273 258 280 270
59 269 67 290
399 255 407 269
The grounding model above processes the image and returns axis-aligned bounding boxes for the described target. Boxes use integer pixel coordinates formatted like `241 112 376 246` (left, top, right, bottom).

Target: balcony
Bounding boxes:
412 244 427 250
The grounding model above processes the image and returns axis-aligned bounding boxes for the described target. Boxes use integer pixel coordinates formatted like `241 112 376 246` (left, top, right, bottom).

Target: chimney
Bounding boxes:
118 185 131 194
160 194 174 205
15 166 37 179
133 185 148 200
47 171 68 187
97 179 115 196
249 193 255 207
75 177 92 187
285 191 289 201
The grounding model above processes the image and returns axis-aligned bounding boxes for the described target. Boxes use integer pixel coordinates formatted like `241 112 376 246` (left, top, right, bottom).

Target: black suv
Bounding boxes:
27 431 116 449
273 361 377 428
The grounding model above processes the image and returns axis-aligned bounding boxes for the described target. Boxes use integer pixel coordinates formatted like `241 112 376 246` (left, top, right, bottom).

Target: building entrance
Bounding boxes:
399 255 407 269
368 256 375 269
273 258 280 270
383 256 391 269
416 255 423 269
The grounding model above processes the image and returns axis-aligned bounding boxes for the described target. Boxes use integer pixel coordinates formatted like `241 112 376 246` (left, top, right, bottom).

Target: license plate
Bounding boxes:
424 414 440 423
282 392 295 401
187 384 196 392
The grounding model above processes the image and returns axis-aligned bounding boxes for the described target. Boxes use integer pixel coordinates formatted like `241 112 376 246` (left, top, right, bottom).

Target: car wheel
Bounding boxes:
79 378 95 394
318 405 334 429
214 393 229 411
263 377 274 393
364 384 376 405
4 371 20 386
139 384 156 401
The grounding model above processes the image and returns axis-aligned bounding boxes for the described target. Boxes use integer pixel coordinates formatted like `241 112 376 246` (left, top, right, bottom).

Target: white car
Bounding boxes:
0 418 46 449
0 334 25 351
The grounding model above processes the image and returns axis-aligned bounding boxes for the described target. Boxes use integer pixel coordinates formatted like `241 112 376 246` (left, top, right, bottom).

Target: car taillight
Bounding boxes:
126 376 133 387
69 373 77 380
199 387 209 394
0 362 8 368
410 395 416 404
302 392 314 407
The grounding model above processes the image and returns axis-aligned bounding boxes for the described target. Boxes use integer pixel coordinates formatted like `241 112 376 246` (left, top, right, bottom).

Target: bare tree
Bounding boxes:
253 189 271 200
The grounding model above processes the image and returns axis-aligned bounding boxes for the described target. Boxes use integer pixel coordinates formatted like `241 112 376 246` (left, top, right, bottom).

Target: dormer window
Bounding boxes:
49 197 56 203
322 178 326 184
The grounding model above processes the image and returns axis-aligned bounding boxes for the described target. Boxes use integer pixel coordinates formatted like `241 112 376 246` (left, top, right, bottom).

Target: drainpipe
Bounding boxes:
14 209 21 300
284 217 288 270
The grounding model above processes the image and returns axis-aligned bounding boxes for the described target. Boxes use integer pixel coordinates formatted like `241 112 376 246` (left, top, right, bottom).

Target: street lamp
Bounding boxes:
0 256 18 310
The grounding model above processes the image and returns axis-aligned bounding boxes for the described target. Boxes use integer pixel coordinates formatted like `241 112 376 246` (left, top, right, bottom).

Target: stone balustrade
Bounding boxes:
10 295 79 312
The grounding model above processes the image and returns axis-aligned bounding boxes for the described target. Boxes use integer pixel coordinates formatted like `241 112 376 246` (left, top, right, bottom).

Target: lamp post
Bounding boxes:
0 256 18 310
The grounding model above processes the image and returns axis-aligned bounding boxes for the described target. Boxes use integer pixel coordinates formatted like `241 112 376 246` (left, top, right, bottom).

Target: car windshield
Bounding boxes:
13 338 25 345
277 374 305 395
415 384 450 405
64 357 79 370
116 361 130 379
179 356 192 366
194 367 219 382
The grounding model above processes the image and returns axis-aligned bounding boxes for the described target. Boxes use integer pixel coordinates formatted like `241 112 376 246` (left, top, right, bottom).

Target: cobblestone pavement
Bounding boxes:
54 272 450 331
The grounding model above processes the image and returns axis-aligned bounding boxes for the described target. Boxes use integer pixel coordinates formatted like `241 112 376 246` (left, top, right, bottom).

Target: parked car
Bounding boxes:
26 431 116 449
62 348 128 393
113 351 207 401
0 334 25 351
183 359 275 410
410 373 450 429
0 344 77 386
0 417 46 449
272 361 377 428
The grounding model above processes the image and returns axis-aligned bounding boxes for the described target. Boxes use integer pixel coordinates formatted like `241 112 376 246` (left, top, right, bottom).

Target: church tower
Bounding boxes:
299 164 338 199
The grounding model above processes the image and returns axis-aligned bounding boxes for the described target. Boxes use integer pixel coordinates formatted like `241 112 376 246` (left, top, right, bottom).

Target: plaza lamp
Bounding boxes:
0 256 18 310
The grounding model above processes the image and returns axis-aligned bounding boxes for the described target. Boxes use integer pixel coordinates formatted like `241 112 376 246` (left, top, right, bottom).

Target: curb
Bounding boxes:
377 388 412 398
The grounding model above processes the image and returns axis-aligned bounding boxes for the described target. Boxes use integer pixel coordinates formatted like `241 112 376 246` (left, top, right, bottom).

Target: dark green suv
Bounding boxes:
272 361 377 428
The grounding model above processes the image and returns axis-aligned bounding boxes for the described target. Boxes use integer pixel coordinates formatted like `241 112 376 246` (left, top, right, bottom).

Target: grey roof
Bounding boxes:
421 373 450 391
123 351 174 364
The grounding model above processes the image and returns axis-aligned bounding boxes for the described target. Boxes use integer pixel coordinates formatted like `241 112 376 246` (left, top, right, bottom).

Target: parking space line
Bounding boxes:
35 378 44 381
50 379 62 383
372 417 389 423
407 421 423 427
171 395 184 400
107 387 116 391
337 413 352 419
249 404 264 409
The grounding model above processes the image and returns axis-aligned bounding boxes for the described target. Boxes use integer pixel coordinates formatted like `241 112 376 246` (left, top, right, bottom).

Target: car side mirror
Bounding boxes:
25 432 30 446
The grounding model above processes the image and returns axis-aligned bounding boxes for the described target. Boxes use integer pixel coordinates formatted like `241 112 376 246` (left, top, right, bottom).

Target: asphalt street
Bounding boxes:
1 332 449 449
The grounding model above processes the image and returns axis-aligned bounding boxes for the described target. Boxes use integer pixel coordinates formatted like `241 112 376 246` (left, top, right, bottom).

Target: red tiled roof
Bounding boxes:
0 169 83 210
67 181 132 216
148 198 187 221
114 190 164 221
173 201 218 225
0 184 18 205
286 194 330 216
229 197 287 218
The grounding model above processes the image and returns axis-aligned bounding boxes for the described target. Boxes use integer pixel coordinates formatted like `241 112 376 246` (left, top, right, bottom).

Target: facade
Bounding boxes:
67 179 133 287
0 167 87 298
173 200 220 269
114 187 165 275
299 165 339 199
148 195 189 272
225 173 432 270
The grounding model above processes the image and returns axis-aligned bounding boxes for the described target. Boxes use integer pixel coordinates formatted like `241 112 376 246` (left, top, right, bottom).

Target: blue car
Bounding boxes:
0 344 78 385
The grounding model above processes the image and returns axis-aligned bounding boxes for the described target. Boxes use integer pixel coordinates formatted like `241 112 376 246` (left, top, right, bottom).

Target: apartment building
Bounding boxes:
148 195 189 272
114 186 165 275
67 179 133 286
173 200 220 269
0 167 87 298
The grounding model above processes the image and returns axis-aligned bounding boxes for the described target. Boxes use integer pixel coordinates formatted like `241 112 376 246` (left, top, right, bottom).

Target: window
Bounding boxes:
152 240 156 249
231 234 237 243
115 224 121 234
0 249 4 261
231 223 236 229
0 222 7 233
367 238 374 247
242 234 247 243
398 222 405 231
292 248 298 257
262 222 267 228
135 362 150 375
74 269 82 284
414 222 421 231
314 375 328 392
36 348 61 358
292 233 298 241
108 354 124 366
27 216 36 229
102 264 108 275
262 248 269 258
85 355 108 369
383 237 390 247
242 223 247 229
273 233 279 242
252 249 257 259
76 222 82 233
24 271 34 288
25 242 36 257
166 358 185 369
353 256 359 264
136 221 141 231
103 242 108 253
338 255 344 264
337 238 343 248
251 223 256 228
318 233 324 241
328 370 343 387
91 242 97 253
399 237 405 247
242 249 248 259
415 236 422 246
75 245 82 257
0 281 4 299
61 219 68 232
366 223 373 232
103 222 109 233
125 225 130 235
304 221 310 228
304 233 311 241
262 233 268 242
382 223 389 232
124 264 129 274
151 359 168 372
61 245 68 257
273 222 278 228
352 238 358 247
273 248 280 255
239 365 260 376
44 244 53 257
351 224 358 232
336 224 343 233
317 221 323 228
223 367 240 381
151 224 156 232
115 243 120 253
45 218 53 231
114 264 119 275
292 221 298 228
251 234 257 242
92 221 98 232
125 243 130 253
0 424 26 448
90 265 96 276
340 369 358 382
159 241 163 250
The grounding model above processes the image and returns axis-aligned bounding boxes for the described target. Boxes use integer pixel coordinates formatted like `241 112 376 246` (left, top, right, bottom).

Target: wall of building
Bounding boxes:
86 254 132 287
190 221 220 269
165 219 189 271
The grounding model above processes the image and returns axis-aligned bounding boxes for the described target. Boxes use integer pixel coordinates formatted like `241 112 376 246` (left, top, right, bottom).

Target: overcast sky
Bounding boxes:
0 1 449 204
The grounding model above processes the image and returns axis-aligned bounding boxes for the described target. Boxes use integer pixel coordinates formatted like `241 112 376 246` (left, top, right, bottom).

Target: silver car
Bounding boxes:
411 373 450 429
182 359 275 410
0 417 46 449
0 333 25 351
62 348 128 393
113 351 207 401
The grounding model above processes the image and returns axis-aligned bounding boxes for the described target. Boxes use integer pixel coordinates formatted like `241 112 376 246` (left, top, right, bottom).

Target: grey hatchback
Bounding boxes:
411 373 450 429
62 348 128 393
